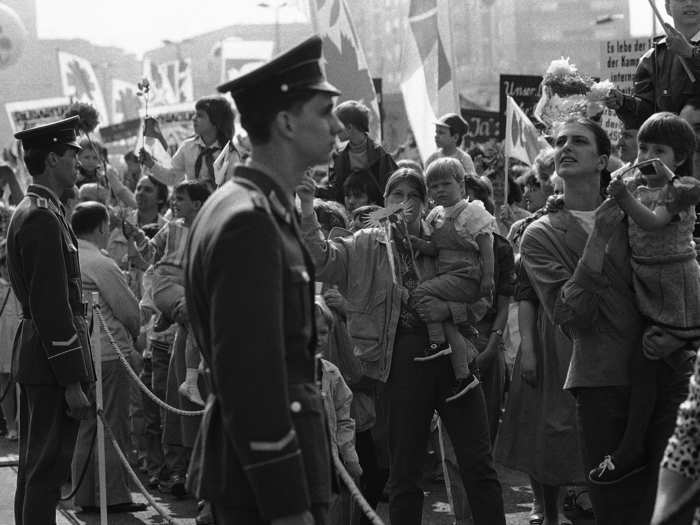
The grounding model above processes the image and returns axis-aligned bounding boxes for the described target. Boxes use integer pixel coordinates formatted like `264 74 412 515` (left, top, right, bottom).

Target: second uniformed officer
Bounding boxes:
8 116 94 525
184 36 344 524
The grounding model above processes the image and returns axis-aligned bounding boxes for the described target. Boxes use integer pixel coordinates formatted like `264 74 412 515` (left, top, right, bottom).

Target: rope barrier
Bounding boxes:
332 454 385 525
96 408 185 525
93 304 383 524
93 306 205 416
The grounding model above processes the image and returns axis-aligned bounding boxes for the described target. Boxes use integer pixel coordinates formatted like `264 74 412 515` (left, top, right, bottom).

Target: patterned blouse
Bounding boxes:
661 349 700 523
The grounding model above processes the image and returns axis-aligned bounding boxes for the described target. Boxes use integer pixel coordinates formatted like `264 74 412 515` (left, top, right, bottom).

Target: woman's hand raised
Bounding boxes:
296 172 317 217
593 198 624 241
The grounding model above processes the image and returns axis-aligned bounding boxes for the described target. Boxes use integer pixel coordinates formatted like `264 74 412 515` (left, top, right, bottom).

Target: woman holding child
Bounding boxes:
518 116 695 524
299 166 506 525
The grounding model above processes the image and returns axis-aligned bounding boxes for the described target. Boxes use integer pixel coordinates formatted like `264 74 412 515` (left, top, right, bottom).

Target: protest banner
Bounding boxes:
461 109 500 144
5 97 72 133
599 37 653 141
498 74 542 139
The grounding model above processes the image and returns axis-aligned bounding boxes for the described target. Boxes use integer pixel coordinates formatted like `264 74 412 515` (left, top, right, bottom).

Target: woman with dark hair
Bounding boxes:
140 96 236 190
299 167 506 525
519 116 694 524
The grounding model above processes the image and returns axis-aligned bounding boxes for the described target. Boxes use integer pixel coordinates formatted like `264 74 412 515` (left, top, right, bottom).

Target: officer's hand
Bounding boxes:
270 511 315 525
296 173 317 216
64 382 92 421
665 23 694 58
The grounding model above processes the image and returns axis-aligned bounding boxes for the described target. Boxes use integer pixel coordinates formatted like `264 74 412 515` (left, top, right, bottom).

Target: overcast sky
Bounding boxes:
35 0 669 57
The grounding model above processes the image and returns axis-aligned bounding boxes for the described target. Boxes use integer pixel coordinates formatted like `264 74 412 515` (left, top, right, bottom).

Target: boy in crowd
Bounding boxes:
606 0 700 128
130 180 212 405
426 113 478 177
316 100 397 205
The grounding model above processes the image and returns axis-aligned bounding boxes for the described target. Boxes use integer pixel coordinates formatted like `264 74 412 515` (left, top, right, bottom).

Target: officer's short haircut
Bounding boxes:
240 90 318 145
173 180 212 205
334 101 370 133
71 201 109 237
23 144 73 176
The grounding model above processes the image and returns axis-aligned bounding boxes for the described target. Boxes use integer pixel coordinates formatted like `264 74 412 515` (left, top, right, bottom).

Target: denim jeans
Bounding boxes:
384 328 506 525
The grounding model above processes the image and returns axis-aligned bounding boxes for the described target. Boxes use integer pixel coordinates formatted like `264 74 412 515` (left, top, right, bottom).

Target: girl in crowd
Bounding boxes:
590 112 700 483
140 96 235 191
519 116 693 524
299 168 505 525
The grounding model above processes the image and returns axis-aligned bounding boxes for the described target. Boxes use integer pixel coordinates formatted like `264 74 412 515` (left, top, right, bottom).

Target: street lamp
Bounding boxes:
258 1 288 54
594 13 624 25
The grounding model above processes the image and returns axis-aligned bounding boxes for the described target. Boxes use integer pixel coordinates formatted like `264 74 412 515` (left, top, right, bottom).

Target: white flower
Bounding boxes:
545 57 578 78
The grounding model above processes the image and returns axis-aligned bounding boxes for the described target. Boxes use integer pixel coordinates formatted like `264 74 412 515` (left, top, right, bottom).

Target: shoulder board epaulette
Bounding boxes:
25 192 58 215
231 178 272 215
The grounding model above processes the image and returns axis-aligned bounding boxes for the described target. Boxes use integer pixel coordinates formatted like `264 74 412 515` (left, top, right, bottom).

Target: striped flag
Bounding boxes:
400 0 458 163
57 51 110 125
308 0 380 139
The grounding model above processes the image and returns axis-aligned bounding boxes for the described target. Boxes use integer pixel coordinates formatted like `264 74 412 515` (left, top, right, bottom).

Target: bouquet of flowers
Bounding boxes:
534 57 594 131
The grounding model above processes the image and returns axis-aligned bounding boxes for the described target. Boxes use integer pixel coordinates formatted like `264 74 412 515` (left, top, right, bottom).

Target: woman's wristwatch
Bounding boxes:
491 328 504 337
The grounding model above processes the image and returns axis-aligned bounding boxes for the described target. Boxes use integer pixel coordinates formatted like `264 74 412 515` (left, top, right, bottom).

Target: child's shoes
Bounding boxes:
445 374 480 403
414 342 452 362
588 453 647 485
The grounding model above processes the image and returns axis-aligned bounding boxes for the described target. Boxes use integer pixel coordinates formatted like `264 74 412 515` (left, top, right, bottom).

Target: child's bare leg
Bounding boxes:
178 325 205 406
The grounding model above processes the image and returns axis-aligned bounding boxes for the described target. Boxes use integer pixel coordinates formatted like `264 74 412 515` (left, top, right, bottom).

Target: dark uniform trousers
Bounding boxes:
185 166 332 524
6 185 93 525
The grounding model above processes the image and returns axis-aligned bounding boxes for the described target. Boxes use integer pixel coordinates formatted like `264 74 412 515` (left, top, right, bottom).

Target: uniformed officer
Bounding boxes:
8 116 94 525
184 36 344 525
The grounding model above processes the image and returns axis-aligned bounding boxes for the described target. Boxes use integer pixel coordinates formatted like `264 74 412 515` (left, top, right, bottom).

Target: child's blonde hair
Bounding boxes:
425 157 466 186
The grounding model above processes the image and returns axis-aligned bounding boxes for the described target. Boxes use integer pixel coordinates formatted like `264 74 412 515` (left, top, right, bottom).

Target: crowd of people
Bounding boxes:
1 2 700 525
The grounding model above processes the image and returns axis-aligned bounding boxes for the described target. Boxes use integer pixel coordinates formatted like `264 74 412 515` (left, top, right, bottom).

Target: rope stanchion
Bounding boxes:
93 306 205 416
333 455 385 525
96 409 185 525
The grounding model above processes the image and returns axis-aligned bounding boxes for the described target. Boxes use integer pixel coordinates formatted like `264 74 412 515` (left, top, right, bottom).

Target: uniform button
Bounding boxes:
290 401 302 413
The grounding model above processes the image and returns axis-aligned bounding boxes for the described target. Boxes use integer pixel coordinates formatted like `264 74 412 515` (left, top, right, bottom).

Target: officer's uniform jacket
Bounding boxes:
185 163 331 520
6 184 93 386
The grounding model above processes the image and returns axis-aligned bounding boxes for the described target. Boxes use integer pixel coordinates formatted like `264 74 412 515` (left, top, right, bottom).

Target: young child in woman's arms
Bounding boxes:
409 157 496 402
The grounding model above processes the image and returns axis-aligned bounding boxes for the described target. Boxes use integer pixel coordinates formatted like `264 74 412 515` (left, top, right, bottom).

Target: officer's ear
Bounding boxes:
274 110 297 141
45 151 59 168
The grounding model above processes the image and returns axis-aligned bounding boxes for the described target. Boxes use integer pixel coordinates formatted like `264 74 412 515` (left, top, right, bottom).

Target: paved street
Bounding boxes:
0 435 595 524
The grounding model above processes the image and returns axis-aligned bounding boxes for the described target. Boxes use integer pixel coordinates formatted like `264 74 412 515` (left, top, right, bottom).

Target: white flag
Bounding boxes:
57 51 109 125
400 0 458 162
505 96 550 166
111 79 142 122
